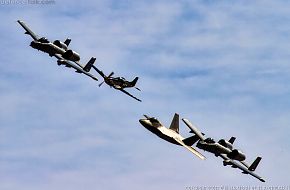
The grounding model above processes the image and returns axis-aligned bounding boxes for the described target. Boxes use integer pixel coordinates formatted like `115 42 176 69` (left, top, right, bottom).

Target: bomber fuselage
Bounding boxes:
196 139 246 161
30 40 80 62
30 40 65 55
197 140 232 155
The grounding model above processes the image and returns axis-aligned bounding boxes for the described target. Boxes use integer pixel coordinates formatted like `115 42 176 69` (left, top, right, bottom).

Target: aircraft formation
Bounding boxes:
17 20 265 182
139 114 265 182
17 20 142 102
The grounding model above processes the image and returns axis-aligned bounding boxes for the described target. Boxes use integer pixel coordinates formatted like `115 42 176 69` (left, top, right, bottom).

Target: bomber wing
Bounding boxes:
173 137 206 160
220 154 265 182
182 118 206 141
54 54 98 81
17 20 39 41
119 89 142 102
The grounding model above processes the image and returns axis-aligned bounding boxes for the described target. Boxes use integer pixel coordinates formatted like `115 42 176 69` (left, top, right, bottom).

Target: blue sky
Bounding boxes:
1 0 290 189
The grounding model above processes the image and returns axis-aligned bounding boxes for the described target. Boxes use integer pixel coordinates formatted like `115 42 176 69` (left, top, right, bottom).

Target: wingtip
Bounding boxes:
260 178 265 182
200 155 206 160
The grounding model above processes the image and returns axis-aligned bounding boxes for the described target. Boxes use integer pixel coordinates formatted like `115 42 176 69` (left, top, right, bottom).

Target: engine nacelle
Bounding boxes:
227 149 246 161
53 40 68 50
63 49 80 62
218 139 233 150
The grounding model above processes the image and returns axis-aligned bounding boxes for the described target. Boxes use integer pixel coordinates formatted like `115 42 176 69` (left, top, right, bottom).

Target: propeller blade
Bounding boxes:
135 87 141 91
108 72 114 77
99 81 104 87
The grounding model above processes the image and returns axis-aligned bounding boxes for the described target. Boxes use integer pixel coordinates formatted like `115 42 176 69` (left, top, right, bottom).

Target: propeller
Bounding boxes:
98 72 114 87
99 81 105 87
108 72 114 77
135 87 141 91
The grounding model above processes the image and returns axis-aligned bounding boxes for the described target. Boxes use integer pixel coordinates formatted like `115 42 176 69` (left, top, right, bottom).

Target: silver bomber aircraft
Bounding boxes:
139 113 206 160
182 118 265 182
84 61 142 102
17 20 98 81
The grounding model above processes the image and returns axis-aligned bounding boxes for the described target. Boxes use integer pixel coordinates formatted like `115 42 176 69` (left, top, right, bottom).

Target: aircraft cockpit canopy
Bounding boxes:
39 37 49 43
149 117 162 127
204 138 215 143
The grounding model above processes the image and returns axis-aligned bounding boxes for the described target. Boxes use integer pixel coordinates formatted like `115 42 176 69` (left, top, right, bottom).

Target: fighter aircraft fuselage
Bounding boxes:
139 114 206 160
103 77 135 90
139 118 181 145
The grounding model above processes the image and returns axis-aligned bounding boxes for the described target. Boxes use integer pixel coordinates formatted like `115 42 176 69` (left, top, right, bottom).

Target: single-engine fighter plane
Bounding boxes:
84 62 141 102
182 118 265 182
17 20 98 81
139 113 206 160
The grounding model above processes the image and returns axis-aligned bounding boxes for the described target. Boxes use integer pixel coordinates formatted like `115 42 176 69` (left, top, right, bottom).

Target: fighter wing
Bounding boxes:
219 154 265 182
17 20 39 41
119 89 142 102
54 54 98 81
173 137 206 160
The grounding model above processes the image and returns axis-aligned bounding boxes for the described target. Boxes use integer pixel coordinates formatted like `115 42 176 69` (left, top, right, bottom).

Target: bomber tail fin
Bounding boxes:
169 113 179 133
229 137 236 144
83 57 96 72
248 157 262 171
64 38 71 46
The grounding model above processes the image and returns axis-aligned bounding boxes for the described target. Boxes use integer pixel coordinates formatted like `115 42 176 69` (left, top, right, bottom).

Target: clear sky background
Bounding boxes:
1 0 290 189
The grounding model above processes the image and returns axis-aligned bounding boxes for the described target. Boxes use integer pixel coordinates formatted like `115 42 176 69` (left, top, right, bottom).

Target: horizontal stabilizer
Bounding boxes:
249 157 262 171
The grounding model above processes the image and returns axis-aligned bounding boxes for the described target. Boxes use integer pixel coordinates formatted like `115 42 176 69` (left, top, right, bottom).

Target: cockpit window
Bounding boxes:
205 138 215 143
149 118 162 127
149 117 158 122
39 37 49 43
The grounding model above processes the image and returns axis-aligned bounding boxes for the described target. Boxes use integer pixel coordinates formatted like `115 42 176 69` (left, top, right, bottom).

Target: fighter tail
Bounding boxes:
169 113 179 133
131 77 139 86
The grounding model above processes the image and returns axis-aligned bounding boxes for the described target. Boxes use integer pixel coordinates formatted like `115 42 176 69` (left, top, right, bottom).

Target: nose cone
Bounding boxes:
139 119 149 126
30 41 37 48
